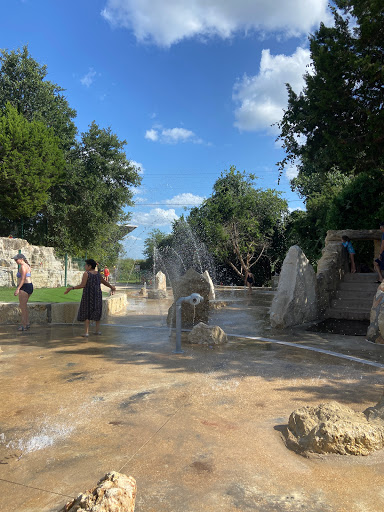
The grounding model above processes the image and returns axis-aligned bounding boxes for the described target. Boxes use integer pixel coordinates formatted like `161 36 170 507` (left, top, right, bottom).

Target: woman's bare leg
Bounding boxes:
18 290 29 327
350 254 356 273
83 319 90 336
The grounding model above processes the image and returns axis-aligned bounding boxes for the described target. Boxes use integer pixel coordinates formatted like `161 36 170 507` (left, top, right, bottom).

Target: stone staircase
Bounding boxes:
325 273 379 321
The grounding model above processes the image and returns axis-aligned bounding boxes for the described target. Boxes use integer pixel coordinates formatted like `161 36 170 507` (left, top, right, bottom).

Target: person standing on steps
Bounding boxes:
374 222 384 283
341 235 356 273
13 254 33 331
64 259 116 337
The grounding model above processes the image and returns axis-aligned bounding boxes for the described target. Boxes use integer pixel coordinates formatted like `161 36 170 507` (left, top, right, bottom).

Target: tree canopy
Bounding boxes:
41 121 142 256
277 0 384 194
0 46 77 150
0 47 142 264
0 102 65 220
188 166 288 282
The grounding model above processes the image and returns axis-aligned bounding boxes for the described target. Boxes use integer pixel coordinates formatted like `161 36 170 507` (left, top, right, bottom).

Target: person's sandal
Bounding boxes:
17 326 27 331
93 332 102 335
81 333 89 337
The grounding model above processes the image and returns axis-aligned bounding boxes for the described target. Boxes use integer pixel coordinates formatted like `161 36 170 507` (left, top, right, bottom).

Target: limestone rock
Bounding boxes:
0 237 83 288
155 271 166 292
61 471 136 512
287 401 384 456
202 270 215 300
364 395 384 424
270 246 318 329
366 284 384 343
147 289 167 299
167 268 210 327
188 322 227 345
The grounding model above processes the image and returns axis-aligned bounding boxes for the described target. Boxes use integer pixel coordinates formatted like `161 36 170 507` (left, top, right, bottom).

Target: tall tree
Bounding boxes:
277 0 384 193
41 121 142 257
0 103 65 221
188 167 288 282
0 46 77 150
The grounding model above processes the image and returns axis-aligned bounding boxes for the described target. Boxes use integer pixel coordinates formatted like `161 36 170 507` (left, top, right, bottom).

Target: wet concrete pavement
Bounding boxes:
1 287 384 511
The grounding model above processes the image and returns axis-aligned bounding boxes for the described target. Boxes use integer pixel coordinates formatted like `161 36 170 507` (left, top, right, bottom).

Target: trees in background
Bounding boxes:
0 103 65 222
277 0 384 263
0 46 141 264
188 167 288 283
145 167 289 286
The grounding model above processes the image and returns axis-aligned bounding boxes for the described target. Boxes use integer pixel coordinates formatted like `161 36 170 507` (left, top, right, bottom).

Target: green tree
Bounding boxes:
144 229 171 259
188 167 288 282
0 46 77 150
0 103 65 221
41 121 142 257
277 0 384 190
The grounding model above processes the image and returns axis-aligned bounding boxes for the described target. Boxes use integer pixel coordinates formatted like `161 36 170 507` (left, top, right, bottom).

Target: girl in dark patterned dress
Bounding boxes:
64 259 116 337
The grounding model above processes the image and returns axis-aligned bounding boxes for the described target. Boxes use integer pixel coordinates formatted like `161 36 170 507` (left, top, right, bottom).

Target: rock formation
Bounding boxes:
0 237 82 288
366 283 384 344
287 400 384 456
148 271 167 299
270 245 318 329
188 322 227 345
202 270 215 300
167 268 210 327
61 471 136 512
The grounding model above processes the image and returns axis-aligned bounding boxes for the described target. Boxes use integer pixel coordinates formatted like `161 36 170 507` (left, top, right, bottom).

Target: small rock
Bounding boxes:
188 322 227 345
61 471 136 512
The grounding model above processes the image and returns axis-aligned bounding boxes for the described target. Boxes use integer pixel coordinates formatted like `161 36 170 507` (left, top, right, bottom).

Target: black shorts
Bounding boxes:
20 283 33 295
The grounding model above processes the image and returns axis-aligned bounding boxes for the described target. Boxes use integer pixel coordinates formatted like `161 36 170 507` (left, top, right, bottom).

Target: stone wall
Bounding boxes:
0 237 83 288
0 293 127 325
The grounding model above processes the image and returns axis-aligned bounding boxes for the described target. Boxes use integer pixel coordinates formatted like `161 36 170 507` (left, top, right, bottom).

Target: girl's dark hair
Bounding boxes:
85 259 97 269
341 235 350 242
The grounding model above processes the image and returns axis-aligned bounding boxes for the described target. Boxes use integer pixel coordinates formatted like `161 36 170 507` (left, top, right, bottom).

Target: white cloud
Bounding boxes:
131 208 179 227
80 68 97 87
101 0 331 47
285 162 299 180
145 129 159 141
233 47 311 133
145 126 202 144
164 193 205 207
130 160 144 174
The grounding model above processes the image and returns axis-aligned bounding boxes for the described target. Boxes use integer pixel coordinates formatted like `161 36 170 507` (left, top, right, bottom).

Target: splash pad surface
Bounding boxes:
1 286 384 511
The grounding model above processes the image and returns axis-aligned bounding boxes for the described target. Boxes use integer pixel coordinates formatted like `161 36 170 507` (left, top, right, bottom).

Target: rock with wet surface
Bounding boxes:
366 285 384 344
202 270 215 300
188 322 227 345
287 401 384 456
270 245 318 329
167 268 210 327
61 471 136 512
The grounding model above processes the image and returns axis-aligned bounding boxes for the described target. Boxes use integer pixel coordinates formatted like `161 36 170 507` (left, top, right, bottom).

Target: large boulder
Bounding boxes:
270 245 318 329
188 322 227 345
287 401 384 456
202 270 215 300
155 271 166 291
366 283 384 344
167 268 210 327
61 471 136 512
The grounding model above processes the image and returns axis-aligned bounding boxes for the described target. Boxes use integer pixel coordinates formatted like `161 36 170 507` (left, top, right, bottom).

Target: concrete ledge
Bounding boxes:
0 293 127 325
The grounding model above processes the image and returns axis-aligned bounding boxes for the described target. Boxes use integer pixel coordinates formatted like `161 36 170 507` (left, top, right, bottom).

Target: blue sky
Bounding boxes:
1 0 333 259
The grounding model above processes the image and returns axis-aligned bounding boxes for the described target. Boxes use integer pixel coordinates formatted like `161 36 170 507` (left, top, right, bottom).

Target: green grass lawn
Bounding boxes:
0 287 107 303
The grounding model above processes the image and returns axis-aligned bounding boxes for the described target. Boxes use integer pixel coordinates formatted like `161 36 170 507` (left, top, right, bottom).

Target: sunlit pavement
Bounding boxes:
1 288 384 512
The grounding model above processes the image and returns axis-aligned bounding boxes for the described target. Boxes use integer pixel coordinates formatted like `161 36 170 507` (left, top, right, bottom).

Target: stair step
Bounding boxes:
331 299 371 310
325 308 371 321
343 273 379 282
335 290 376 300
339 282 378 292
